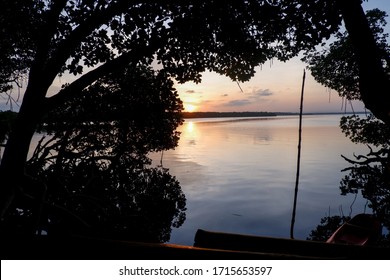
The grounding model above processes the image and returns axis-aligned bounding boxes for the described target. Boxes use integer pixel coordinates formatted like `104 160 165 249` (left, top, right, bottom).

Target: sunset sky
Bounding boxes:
1 0 389 113
177 0 390 113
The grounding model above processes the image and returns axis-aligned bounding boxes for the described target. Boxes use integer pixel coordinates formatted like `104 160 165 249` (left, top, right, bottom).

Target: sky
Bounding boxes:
1 0 390 114
176 0 390 113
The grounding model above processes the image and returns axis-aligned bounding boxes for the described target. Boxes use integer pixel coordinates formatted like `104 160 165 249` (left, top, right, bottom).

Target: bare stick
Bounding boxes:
290 69 306 239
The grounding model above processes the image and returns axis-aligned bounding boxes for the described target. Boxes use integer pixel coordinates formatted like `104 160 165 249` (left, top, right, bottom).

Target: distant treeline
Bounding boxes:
182 111 367 119
181 111 277 119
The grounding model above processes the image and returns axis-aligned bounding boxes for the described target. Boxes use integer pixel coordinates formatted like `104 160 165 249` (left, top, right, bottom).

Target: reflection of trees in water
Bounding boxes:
3 65 186 242
304 9 390 246
25 137 186 242
308 115 390 246
307 216 350 242
339 115 390 226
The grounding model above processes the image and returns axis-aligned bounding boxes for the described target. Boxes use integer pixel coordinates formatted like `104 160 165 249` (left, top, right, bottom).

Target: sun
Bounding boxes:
184 103 197 112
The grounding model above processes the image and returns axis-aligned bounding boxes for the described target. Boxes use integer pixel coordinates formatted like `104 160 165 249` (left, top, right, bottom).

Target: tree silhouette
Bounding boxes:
337 1 390 125
303 8 390 103
2 1 390 238
2 65 186 242
307 215 350 242
305 9 390 244
339 115 390 233
0 0 41 94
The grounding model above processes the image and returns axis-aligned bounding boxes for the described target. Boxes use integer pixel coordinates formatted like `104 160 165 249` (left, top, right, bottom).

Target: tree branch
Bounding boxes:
43 0 142 86
29 0 68 91
45 47 152 111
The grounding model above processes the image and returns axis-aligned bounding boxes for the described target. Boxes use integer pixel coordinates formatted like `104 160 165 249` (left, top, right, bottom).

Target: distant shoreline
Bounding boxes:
182 111 366 119
181 111 276 119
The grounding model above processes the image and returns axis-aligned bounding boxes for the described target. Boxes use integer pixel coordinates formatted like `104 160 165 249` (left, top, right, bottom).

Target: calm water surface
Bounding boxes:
21 114 372 245
150 114 372 245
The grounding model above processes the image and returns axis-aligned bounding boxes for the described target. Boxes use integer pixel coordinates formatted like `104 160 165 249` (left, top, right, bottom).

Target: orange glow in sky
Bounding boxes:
172 0 390 114
175 58 366 114
2 0 386 115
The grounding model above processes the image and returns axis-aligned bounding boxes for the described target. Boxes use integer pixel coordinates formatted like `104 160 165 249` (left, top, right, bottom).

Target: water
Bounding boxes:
21 113 372 245
149 114 372 245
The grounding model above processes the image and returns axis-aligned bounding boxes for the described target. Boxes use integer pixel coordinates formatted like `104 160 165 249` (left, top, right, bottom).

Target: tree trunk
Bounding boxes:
0 84 46 220
338 0 390 126
0 1 63 219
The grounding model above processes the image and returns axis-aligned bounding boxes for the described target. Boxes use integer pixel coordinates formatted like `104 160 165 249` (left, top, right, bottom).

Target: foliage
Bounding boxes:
0 0 42 94
303 8 390 101
308 214 390 246
41 64 183 153
340 114 390 148
1 1 343 96
307 215 349 242
22 150 186 242
304 8 390 241
153 0 342 83
3 65 186 242
1 1 346 236
339 114 390 230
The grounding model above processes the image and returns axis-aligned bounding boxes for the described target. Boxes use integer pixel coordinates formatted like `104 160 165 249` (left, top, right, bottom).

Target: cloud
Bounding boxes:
224 99 252 107
219 88 275 109
252 88 273 97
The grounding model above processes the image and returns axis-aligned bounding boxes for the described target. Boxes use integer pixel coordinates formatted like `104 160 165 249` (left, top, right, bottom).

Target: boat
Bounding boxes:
193 227 389 259
326 213 382 246
1 227 389 259
1 214 387 259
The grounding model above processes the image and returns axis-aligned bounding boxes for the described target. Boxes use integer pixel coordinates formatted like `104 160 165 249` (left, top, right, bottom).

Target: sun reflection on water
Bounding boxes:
185 121 194 134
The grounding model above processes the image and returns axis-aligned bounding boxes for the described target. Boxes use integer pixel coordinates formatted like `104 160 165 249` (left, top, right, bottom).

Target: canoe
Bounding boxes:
1 214 386 259
193 228 388 259
326 213 382 246
1 228 388 260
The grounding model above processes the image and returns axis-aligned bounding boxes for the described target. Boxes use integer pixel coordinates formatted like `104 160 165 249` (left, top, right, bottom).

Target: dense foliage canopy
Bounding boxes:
0 0 343 224
303 8 390 102
2 0 390 245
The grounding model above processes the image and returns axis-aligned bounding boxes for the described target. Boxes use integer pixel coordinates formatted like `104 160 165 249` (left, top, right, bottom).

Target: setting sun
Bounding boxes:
184 103 197 112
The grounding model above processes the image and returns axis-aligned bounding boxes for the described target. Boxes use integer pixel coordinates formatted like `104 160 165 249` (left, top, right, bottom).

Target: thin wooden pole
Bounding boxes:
290 69 306 239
